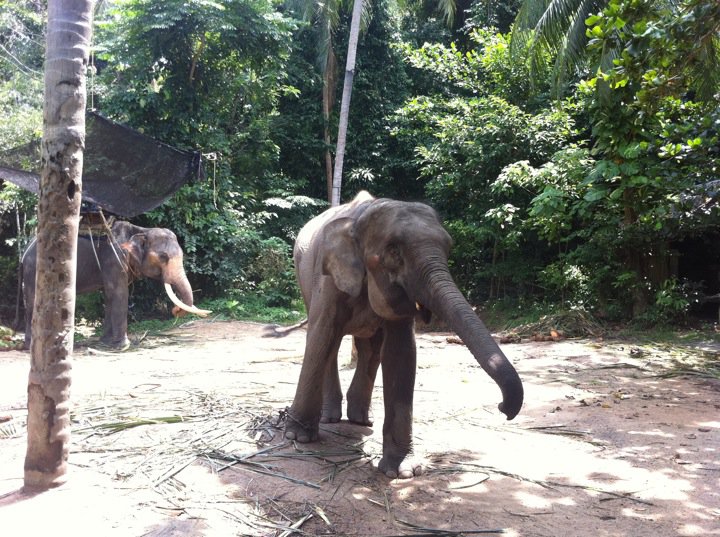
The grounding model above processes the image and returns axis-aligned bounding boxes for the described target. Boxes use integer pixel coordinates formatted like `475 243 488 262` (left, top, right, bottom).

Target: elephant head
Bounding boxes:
322 198 523 420
121 228 210 318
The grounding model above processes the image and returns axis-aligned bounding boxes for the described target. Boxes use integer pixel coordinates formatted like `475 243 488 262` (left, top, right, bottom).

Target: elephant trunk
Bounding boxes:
412 250 523 420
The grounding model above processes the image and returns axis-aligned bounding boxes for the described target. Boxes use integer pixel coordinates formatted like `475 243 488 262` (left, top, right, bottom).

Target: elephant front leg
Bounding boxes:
377 320 421 479
320 351 343 423
101 272 131 348
346 331 382 425
285 322 344 443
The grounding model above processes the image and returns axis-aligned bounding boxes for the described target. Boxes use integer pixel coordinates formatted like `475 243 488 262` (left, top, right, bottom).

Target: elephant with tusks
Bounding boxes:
22 220 210 350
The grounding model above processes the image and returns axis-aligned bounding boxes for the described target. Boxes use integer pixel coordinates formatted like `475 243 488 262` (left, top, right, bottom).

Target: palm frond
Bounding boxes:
548 0 602 94
436 0 457 27
533 0 586 54
513 0 554 32
314 0 341 72
685 12 720 101
510 0 552 59
560 0 600 70
514 0 608 94
359 0 374 34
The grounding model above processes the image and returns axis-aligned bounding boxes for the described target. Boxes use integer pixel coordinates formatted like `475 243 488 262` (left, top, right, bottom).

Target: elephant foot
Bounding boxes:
346 401 373 426
100 335 131 350
320 398 342 424
283 408 319 443
378 454 424 479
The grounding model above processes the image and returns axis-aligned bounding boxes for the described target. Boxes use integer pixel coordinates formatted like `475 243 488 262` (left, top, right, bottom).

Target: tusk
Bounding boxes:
164 283 212 317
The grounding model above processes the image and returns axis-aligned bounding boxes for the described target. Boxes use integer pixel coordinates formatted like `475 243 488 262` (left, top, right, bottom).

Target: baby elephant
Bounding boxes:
22 220 209 349
285 191 523 478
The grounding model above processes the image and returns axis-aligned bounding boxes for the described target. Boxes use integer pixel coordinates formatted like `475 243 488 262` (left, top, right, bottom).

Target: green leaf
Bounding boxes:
584 188 607 202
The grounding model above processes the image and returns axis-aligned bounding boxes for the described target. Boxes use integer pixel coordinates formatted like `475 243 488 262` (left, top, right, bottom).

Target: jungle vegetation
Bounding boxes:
1 0 719 330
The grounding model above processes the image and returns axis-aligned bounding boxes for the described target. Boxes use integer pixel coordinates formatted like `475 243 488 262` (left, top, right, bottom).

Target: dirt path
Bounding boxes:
1 320 718 536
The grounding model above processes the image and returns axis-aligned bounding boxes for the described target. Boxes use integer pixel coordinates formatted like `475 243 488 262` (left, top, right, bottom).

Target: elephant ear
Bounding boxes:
120 233 146 270
321 217 364 298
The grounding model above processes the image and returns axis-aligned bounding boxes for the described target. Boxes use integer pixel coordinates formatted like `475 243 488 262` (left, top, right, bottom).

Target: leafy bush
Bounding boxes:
75 291 105 326
200 295 304 325
246 237 300 308
633 279 703 327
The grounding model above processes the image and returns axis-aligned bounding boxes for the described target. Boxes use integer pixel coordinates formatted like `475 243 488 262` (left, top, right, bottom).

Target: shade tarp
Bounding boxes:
0 111 203 217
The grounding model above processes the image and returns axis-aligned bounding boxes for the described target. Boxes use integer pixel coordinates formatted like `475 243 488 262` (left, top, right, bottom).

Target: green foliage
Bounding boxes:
91 0 307 316
260 195 327 242
275 0 416 201
0 1 43 262
633 279 702 327
0 1 45 79
200 294 305 324
391 31 576 301
2 0 719 331
485 296 557 330
463 0 523 34
75 291 105 326
396 29 551 108
0 255 20 323
245 236 301 308
94 0 297 198
576 0 720 315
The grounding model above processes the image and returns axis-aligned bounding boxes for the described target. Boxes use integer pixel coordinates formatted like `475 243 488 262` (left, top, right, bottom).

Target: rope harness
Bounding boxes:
79 210 140 281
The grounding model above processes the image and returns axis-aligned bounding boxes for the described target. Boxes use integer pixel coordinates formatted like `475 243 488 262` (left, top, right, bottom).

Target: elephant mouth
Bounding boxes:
415 302 432 324
164 283 212 317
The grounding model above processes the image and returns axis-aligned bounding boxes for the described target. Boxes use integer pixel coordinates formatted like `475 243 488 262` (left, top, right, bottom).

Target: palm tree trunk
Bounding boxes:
330 0 363 207
323 48 337 202
24 0 93 491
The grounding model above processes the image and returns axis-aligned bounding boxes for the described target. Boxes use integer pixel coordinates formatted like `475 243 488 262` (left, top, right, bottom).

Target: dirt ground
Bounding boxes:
0 319 718 537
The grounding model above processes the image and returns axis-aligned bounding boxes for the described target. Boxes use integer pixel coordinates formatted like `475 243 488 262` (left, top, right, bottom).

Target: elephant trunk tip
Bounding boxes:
498 399 522 421
498 377 524 421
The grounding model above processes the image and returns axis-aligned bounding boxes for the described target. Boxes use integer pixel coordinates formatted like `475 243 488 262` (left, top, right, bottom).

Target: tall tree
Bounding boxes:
24 0 93 490
288 0 372 202
330 0 363 205
292 0 458 203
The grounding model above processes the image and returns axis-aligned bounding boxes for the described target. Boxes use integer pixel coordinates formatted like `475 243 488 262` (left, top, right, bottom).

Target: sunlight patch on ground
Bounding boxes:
626 429 676 438
514 490 563 509
696 420 720 429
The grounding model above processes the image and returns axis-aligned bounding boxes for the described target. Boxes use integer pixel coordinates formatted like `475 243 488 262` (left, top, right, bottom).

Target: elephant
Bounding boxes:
284 191 524 479
22 220 210 350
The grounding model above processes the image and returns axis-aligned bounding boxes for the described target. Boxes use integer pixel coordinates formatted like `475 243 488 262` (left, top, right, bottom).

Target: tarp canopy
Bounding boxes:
0 111 203 217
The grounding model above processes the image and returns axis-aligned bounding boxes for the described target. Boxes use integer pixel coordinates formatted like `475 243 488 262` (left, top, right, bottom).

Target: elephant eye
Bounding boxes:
158 252 169 264
384 244 403 270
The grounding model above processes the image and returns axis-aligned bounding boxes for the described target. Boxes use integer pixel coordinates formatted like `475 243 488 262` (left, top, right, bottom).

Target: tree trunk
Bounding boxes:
323 47 337 203
24 0 93 491
330 0 363 207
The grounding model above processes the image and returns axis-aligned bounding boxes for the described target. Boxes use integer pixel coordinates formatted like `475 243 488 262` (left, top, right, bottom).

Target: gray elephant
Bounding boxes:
284 191 523 479
22 220 209 349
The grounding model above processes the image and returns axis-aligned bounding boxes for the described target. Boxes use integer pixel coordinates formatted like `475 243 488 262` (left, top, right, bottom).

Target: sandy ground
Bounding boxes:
0 319 718 537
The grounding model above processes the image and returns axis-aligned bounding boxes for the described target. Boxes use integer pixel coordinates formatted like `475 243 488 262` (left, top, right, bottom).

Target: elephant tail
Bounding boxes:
262 318 308 338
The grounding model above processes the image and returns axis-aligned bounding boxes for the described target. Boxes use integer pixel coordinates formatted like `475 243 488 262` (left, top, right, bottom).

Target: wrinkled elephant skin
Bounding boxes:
285 191 524 479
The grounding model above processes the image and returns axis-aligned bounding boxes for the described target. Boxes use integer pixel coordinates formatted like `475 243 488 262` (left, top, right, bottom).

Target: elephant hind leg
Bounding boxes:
346 330 383 426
